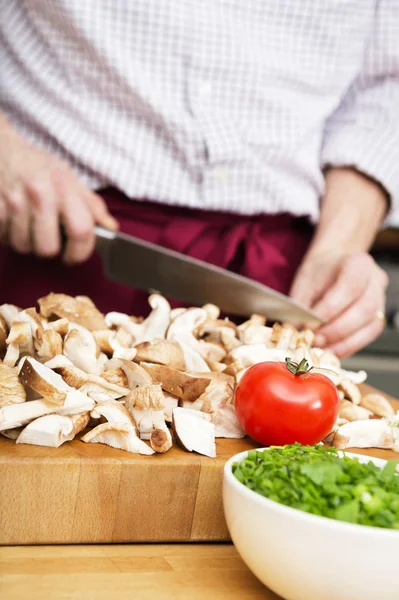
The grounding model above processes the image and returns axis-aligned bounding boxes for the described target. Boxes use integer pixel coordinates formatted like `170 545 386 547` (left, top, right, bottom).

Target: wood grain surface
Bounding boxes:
1 384 398 545
0 543 278 600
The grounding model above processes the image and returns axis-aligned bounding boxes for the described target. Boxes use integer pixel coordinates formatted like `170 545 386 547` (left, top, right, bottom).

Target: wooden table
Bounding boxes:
0 543 277 600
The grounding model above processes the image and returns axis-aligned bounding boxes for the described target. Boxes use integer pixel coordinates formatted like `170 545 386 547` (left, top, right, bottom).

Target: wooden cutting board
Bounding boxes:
1 385 398 545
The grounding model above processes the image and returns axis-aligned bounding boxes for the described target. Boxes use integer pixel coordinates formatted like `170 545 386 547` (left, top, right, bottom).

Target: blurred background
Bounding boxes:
343 211 399 396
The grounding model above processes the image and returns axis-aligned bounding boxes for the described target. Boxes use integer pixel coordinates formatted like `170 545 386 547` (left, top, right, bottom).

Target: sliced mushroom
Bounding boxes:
4 321 34 367
16 412 90 448
124 384 166 440
79 375 129 401
104 358 153 388
338 379 362 405
227 345 287 372
1 427 23 440
196 377 234 414
20 357 71 405
150 426 173 453
111 294 171 344
0 304 21 328
359 393 395 418
197 341 226 363
36 329 63 362
125 383 164 410
38 293 106 330
219 328 241 352
166 308 210 371
63 327 99 374
338 369 367 385
163 394 179 422
54 364 89 388
295 329 315 349
201 304 220 320
102 367 129 388
141 362 211 402
238 324 273 346
0 363 26 408
332 419 394 450
177 339 210 372
90 399 136 427
45 318 70 337
112 347 137 361
0 390 94 431
270 323 298 350
196 319 238 344
339 399 372 422
134 339 186 370
172 407 216 458
81 421 154 455
314 349 341 370
211 404 245 438
0 315 7 354
44 355 74 369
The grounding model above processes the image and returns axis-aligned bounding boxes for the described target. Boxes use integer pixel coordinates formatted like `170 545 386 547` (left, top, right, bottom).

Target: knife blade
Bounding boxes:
95 226 323 325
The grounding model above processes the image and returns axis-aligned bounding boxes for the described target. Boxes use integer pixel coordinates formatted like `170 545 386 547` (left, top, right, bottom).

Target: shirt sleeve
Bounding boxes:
321 0 399 211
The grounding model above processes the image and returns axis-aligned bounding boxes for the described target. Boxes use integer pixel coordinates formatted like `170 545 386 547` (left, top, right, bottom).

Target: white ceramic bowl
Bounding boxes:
223 449 399 600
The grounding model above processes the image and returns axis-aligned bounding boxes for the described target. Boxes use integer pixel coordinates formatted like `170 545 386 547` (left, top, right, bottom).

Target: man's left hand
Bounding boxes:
289 251 388 358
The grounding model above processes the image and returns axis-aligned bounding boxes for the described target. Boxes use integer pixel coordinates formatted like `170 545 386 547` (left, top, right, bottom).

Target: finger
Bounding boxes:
329 317 384 358
7 187 32 254
60 195 95 264
28 184 61 257
84 190 118 230
311 254 372 322
0 197 8 242
314 279 384 347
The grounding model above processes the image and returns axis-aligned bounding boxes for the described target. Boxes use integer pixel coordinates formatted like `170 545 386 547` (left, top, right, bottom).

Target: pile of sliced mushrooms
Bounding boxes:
0 293 397 457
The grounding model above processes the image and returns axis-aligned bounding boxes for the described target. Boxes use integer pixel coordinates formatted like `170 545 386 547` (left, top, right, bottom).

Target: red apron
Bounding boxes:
0 188 313 316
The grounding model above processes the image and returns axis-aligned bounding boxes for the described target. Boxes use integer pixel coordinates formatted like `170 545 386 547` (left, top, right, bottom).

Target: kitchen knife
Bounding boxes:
95 226 323 325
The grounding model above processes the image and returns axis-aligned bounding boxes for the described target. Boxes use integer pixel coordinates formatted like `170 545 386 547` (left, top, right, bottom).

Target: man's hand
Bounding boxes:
0 115 118 263
290 250 388 358
289 167 389 358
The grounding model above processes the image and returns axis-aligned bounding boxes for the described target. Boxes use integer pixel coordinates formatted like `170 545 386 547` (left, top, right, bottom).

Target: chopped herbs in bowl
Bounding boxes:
232 443 399 529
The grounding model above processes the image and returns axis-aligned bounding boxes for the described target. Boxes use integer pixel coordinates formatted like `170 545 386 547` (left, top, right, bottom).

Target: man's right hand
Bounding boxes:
0 115 118 264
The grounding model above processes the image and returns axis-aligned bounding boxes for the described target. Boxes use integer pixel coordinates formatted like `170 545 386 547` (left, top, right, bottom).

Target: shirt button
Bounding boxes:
214 167 229 182
198 81 212 97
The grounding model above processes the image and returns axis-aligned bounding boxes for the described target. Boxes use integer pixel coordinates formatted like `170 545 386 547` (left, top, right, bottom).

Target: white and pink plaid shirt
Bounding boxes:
0 1 398 221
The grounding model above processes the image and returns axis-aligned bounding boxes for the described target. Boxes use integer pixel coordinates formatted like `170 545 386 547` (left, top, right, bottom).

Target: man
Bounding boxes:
0 1 397 357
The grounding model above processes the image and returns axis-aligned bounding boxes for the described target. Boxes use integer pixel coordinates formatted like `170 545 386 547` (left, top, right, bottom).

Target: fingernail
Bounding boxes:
314 334 326 348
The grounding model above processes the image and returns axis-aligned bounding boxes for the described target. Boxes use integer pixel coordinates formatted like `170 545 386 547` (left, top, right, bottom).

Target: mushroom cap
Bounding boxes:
38 293 106 331
134 339 186 370
20 357 71 405
141 362 211 402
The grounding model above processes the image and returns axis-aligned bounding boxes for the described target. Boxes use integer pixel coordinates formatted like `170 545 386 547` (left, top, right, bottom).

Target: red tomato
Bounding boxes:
234 360 340 446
